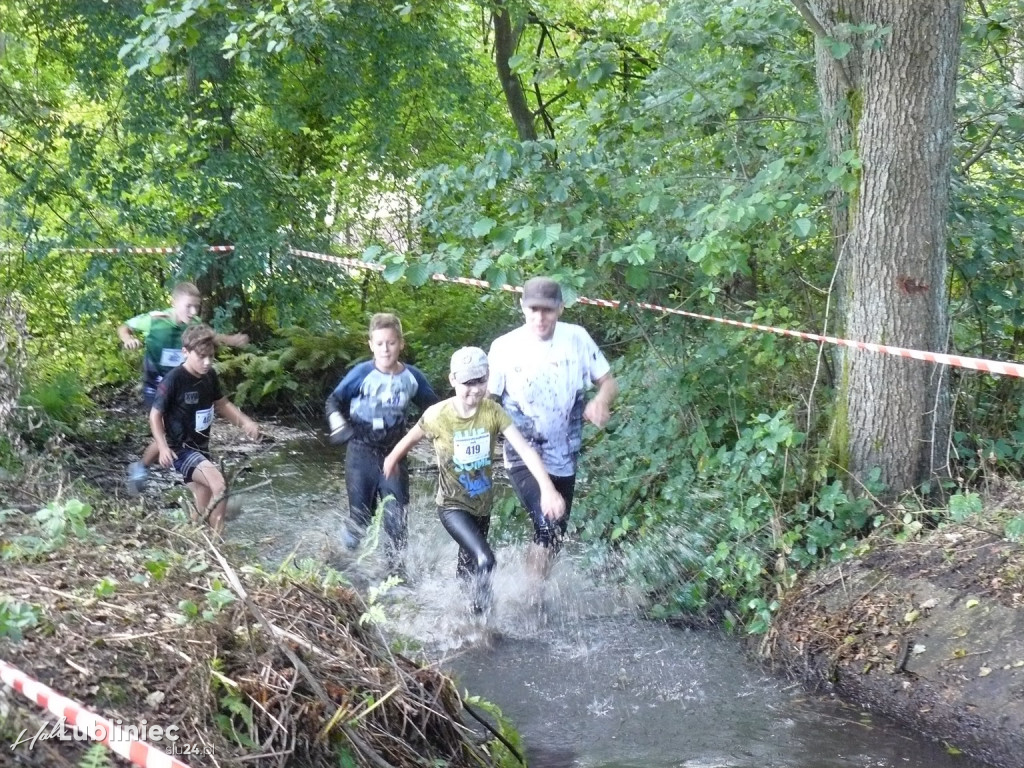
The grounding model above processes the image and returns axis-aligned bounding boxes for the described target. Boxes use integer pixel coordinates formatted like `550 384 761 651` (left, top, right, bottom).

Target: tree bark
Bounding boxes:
492 2 537 141
808 1 963 495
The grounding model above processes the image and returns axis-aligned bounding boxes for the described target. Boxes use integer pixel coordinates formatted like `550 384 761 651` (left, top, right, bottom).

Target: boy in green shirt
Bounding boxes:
118 282 248 494
383 347 564 614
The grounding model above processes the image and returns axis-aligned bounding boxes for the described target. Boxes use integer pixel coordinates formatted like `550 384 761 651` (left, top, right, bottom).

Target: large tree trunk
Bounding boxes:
808 1 963 496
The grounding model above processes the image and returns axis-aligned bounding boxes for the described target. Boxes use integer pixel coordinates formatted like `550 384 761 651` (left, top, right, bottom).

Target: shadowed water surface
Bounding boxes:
226 438 988 768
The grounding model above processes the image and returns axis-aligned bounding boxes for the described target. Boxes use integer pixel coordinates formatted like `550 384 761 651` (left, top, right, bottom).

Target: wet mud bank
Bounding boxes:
768 523 1024 768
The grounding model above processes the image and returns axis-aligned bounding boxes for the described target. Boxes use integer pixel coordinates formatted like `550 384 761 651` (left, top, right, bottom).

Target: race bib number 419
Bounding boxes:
453 430 490 468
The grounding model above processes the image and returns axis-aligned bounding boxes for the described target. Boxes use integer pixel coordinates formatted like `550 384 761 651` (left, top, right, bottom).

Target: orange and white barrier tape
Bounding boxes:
280 246 1024 379
55 243 1024 379
63 245 235 255
0 659 192 768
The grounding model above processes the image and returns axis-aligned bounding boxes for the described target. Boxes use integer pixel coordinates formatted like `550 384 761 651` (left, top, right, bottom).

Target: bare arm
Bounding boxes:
215 332 249 348
383 423 426 479
584 372 619 428
502 424 565 520
118 324 141 350
149 408 176 467
214 398 259 439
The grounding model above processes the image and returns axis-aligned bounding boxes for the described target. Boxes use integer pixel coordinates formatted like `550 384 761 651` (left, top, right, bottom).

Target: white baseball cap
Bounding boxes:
450 346 488 383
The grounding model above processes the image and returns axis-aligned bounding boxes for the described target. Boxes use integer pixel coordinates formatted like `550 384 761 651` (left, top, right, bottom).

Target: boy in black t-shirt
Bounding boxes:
151 324 259 532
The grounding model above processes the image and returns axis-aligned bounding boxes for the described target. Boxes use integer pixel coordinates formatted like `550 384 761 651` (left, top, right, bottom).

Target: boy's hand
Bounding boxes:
157 446 177 468
540 487 565 520
220 333 249 348
241 417 259 440
382 454 398 479
122 337 142 351
328 412 354 445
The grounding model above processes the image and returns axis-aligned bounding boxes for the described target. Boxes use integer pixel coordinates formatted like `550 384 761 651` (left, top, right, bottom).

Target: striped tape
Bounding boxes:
0 659 192 768
62 245 235 255
50 243 1024 379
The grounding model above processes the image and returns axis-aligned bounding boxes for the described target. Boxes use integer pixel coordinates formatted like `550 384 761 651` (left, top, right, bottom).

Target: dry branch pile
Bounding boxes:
0 504 497 767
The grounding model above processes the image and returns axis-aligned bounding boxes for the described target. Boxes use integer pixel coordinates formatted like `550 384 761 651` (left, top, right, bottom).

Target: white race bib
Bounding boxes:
453 431 489 466
194 406 214 432
160 348 186 368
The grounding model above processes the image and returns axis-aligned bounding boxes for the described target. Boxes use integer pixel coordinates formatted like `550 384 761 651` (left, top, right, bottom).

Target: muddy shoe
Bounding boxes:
126 461 148 496
470 580 493 617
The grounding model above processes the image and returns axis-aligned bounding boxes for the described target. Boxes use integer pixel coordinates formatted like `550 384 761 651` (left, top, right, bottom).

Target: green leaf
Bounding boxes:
793 218 813 238
496 149 512 175
484 267 508 289
639 194 660 214
625 264 650 289
687 242 709 263
825 38 853 59
536 223 562 249
405 262 433 286
471 256 492 278
491 226 514 248
382 262 406 283
513 224 533 243
472 217 496 237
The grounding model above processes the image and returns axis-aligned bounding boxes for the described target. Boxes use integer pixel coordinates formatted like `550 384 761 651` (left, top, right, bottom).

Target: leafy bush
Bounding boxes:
19 368 95 437
575 327 874 633
1 498 92 559
0 599 41 641
216 327 366 412
216 279 522 415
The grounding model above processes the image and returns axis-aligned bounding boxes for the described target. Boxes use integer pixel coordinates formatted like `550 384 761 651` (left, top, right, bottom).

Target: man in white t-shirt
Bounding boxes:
488 276 619 578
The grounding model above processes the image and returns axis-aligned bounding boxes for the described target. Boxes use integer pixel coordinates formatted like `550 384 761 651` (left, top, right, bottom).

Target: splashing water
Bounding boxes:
225 437 988 768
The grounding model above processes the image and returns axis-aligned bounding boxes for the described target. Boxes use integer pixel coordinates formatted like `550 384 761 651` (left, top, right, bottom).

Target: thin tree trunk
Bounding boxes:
492 2 537 141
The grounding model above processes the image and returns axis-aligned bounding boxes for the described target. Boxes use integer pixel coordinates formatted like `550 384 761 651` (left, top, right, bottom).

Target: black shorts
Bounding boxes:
173 448 210 483
507 464 576 550
142 384 158 409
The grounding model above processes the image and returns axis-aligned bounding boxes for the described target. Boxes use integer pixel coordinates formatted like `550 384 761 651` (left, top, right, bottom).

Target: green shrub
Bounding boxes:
216 279 521 414
18 368 94 441
216 326 366 412
575 327 874 633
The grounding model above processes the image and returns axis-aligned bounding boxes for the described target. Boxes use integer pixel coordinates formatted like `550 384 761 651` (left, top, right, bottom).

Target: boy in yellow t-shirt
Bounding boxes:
383 347 564 614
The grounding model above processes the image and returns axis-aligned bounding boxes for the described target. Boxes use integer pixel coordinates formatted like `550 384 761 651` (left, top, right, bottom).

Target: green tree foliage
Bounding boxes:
5 0 1024 631
945 2 1024 470
1 0 502 334
408 2 830 319
575 325 875 631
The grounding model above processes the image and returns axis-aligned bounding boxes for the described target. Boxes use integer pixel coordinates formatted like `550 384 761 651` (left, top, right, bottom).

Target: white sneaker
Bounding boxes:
126 462 148 496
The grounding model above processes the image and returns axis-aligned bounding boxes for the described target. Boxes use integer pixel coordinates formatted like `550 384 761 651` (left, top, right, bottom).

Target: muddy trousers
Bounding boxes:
438 507 494 613
344 441 409 568
508 465 576 552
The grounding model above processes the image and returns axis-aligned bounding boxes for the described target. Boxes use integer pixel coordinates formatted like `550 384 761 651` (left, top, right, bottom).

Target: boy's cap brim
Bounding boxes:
450 346 489 383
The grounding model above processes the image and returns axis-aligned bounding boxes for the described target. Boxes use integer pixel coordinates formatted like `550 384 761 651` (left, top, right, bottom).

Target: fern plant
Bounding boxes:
77 743 114 768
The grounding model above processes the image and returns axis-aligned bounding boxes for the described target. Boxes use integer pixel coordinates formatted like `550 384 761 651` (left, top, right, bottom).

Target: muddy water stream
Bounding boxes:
223 437 987 768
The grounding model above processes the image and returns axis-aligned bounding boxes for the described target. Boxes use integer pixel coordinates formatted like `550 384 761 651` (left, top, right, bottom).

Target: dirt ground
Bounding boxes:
8 393 1024 767
768 480 1024 768
0 399 504 768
